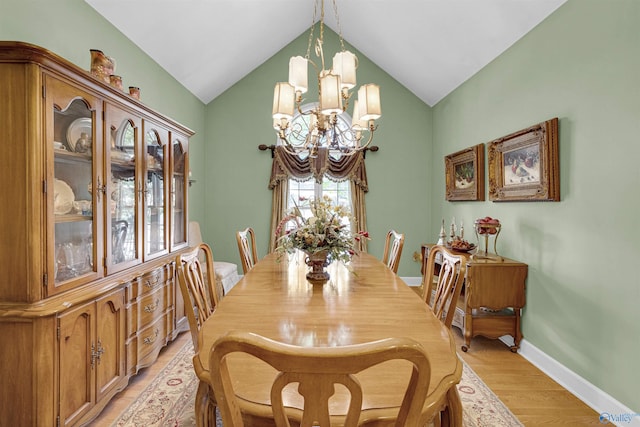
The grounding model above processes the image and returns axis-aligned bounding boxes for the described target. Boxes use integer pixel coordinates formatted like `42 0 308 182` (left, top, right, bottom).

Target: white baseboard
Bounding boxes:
513 338 640 427
329 276 638 426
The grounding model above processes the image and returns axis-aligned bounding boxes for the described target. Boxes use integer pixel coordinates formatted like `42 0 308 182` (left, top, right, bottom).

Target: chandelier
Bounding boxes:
271 0 381 157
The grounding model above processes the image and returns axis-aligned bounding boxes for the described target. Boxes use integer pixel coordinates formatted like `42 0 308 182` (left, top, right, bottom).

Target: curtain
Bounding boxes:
268 146 369 253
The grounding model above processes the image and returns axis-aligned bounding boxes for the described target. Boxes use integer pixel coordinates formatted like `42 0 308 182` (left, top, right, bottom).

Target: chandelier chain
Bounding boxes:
305 0 319 59
331 0 346 52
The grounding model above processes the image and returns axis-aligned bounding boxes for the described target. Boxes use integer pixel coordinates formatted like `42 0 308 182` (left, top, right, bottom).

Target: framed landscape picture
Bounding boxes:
445 144 485 201
488 117 559 202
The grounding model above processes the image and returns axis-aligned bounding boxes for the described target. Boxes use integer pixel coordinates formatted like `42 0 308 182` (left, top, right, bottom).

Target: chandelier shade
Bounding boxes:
271 0 381 157
332 51 357 90
319 72 342 114
288 56 308 93
358 84 382 121
272 82 295 120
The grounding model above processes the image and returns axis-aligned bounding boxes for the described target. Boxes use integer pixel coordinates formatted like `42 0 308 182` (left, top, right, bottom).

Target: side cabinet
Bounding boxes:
421 244 528 352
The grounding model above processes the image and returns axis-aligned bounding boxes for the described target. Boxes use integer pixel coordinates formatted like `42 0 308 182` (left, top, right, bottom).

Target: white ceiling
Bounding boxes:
85 0 566 107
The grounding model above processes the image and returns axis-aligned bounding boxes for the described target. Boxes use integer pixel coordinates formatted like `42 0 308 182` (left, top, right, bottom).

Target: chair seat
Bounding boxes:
214 261 240 294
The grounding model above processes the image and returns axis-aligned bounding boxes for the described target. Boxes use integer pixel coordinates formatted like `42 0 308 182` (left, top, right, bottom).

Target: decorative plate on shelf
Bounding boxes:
54 179 75 215
66 118 92 152
111 150 134 162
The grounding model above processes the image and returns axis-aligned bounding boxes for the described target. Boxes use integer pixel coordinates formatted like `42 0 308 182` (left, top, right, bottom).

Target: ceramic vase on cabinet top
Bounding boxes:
90 49 116 84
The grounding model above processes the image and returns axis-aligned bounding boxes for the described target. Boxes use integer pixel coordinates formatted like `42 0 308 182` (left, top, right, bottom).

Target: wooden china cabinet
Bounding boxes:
0 42 192 426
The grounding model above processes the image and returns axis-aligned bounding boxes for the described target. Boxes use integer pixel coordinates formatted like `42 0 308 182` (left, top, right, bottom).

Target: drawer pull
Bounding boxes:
143 328 160 345
144 299 160 313
144 276 160 289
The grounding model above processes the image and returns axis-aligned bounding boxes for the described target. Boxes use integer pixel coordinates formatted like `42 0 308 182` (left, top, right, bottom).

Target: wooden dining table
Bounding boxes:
193 250 462 426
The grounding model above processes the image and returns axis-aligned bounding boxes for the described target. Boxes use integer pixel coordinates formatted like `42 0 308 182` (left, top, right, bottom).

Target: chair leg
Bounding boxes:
195 380 217 427
443 386 463 426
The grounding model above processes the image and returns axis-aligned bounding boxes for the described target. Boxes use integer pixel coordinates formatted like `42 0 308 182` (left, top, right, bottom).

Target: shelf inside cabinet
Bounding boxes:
54 149 92 163
55 214 93 223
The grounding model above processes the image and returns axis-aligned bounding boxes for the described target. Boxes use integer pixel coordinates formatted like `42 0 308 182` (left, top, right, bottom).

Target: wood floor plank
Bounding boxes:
452 327 600 426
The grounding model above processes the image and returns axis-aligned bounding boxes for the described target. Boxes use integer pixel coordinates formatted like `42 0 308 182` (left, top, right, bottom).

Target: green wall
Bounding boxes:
3 0 637 414
203 28 432 277
0 0 207 221
432 0 639 411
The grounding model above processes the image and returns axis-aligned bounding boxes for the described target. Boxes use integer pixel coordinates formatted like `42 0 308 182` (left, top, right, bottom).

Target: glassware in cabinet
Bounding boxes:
170 135 188 250
143 123 169 259
105 103 142 273
50 93 101 292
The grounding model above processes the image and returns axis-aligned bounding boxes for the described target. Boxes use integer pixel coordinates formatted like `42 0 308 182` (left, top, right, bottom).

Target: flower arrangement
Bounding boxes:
275 196 369 264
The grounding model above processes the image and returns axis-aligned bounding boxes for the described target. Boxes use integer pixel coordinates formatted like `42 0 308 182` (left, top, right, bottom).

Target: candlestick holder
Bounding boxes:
437 219 446 245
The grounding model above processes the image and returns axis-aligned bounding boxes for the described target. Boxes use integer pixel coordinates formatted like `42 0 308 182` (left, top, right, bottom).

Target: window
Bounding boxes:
288 177 351 220
282 103 354 223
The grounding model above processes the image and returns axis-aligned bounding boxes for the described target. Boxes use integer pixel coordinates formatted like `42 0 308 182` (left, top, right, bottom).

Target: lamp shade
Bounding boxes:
272 82 295 120
357 84 381 121
351 99 367 130
332 51 357 90
319 72 342 115
288 56 308 94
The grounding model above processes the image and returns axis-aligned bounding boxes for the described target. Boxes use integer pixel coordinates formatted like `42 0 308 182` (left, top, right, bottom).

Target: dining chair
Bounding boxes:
236 227 258 274
175 243 223 427
422 245 467 329
209 331 433 427
188 221 240 294
382 229 405 274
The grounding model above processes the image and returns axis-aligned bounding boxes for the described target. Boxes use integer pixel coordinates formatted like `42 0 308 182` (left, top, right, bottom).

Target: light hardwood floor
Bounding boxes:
94 328 600 426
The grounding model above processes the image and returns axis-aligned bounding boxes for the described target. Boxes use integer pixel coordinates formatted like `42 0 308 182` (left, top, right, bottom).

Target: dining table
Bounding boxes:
193 250 463 426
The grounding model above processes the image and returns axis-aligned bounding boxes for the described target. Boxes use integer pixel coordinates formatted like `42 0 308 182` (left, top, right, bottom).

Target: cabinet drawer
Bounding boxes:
137 314 167 365
138 285 168 328
130 266 169 299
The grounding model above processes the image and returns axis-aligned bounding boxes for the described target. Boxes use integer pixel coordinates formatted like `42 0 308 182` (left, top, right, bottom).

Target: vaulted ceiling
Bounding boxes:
85 0 566 106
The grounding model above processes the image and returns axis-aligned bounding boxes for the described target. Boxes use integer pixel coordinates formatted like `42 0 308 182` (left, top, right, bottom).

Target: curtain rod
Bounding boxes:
258 144 379 158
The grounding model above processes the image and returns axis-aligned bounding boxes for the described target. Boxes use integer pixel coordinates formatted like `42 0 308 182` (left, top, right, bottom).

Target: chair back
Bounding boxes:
176 243 222 352
209 331 431 427
423 245 466 328
382 230 405 274
236 227 258 274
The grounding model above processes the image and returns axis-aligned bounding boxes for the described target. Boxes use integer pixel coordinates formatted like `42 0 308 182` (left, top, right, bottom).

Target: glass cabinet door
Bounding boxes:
170 136 188 250
105 103 142 273
143 123 169 259
47 76 103 295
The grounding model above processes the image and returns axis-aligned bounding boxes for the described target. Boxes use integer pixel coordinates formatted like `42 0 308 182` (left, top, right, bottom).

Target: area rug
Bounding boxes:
111 342 522 427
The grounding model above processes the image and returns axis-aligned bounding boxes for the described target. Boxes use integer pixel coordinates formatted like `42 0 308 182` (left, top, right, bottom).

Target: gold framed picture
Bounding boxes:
445 144 485 201
488 118 559 202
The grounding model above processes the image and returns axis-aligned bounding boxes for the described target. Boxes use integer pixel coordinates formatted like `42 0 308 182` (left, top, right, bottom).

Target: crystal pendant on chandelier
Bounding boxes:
271 0 381 157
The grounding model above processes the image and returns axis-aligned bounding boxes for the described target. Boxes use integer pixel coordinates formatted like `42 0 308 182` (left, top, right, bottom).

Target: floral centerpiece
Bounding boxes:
275 196 369 282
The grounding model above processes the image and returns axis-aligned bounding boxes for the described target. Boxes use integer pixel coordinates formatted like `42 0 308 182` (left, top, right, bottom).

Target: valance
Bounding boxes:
268 146 368 191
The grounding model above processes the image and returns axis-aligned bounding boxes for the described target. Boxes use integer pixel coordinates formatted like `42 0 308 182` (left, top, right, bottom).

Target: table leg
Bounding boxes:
462 306 473 352
512 308 522 352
